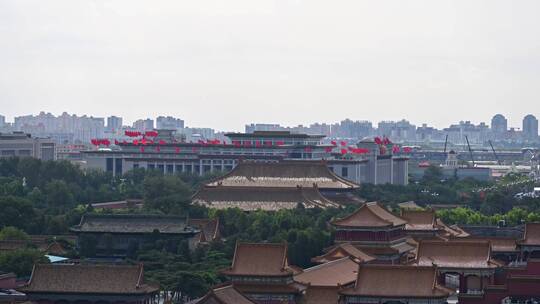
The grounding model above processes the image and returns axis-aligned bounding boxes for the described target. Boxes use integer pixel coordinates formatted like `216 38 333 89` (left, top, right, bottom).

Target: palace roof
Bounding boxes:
187 218 220 243
205 160 359 189
401 210 438 231
439 222 470 238
221 243 292 277
340 265 451 298
459 237 518 253
311 243 375 264
294 257 359 287
331 202 407 228
416 240 501 269
300 286 340 304
518 222 540 246
70 214 198 235
194 285 255 304
21 264 158 295
398 201 422 210
193 186 339 211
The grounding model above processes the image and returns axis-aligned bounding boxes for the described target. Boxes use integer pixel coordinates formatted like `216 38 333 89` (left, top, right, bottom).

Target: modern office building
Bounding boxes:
0 132 55 160
156 116 184 130
106 116 123 133
523 114 539 141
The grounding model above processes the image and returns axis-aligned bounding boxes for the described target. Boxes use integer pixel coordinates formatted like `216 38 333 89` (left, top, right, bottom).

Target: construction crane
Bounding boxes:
465 135 475 167
443 134 448 154
488 140 502 165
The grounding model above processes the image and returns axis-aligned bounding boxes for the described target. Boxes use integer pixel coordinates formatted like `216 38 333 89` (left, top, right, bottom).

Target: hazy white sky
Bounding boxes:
1 0 539 131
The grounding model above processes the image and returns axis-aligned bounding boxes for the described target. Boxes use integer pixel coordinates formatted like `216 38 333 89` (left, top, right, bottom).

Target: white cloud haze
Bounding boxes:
1 0 539 130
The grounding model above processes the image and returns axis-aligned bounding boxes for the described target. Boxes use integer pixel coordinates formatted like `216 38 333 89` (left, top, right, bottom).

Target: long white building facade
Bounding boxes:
81 130 408 185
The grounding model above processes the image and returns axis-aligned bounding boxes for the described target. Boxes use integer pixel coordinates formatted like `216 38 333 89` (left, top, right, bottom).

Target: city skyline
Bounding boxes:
2 0 540 131
1 110 538 132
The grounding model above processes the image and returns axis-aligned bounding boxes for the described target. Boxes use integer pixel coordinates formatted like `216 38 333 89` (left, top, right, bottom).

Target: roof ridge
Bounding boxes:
302 257 352 272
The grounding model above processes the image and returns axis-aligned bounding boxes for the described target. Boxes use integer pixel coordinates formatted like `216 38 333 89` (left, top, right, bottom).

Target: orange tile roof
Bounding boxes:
294 257 359 287
401 210 438 231
187 218 220 243
196 285 256 304
21 264 158 295
340 265 451 298
300 286 340 304
205 160 359 189
460 237 518 253
518 222 540 246
221 242 292 277
193 186 339 211
331 202 406 228
416 240 500 269
311 243 375 264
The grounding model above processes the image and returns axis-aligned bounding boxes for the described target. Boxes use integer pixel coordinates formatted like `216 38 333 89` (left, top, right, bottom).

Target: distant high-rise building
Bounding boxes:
0 115 5 127
156 116 184 130
106 116 123 133
133 119 154 131
523 114 539 141
245 123 283 133
491 114 508 134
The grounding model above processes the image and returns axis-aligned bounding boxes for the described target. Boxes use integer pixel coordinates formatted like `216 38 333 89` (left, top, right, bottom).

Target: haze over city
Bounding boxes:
2 0 540 131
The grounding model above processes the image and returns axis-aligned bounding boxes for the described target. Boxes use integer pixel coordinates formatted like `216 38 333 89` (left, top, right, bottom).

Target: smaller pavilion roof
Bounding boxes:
205 160 359 189
401 209 439 231
300 286 340 304
459 237 518 253
294 257 360 287
20 264 158 295
311 243 375 264
331 202 407 228
194 285 255 304
339 265 451 299
518 223 540 246
416 240 501 269
187 218 220 243
70 214 198 235
221 242 292 277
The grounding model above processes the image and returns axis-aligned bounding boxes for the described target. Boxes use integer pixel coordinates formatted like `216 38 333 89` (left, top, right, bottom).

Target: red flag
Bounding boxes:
133 140 139 145
276 140 284 146
91 139 99 146
331 140 337 146
324 147 333 153
175 147 181 153
392 145 400 153
158 140 166 145
403 147 412 153
340 141 346 146
140 146 145 152
374 137 382 145
340 149 347 155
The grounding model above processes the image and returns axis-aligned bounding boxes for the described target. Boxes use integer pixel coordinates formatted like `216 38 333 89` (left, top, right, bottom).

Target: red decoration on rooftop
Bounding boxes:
145 131 158 137
374 137 382 145
125 131 142 137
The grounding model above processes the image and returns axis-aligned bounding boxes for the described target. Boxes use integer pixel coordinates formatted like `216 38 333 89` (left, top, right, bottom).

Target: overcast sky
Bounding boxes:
1 0 539 131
